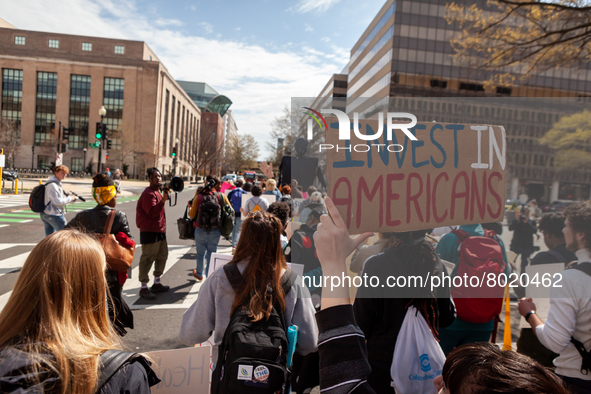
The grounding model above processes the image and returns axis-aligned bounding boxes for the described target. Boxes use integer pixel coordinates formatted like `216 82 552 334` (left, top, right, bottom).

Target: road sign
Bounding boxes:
56 153 63 166
0 155 5 168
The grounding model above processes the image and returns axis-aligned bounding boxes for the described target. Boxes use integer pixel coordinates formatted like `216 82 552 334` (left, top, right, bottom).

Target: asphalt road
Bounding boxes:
0 181 233 353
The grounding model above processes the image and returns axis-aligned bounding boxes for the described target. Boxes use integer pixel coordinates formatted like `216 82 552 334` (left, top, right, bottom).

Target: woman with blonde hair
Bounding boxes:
264 178 282 201
0 230 159 393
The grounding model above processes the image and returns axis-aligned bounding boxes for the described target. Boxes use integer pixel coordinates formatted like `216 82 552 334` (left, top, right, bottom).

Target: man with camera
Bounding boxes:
509 207 539 276
136 167 170 299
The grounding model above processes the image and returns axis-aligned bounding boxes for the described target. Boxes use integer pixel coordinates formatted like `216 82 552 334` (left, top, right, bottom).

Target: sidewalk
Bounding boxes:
1 177 151 197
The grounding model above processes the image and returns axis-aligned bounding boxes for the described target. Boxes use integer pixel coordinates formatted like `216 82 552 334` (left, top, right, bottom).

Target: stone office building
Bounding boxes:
310 0 591 203
0 21 201 178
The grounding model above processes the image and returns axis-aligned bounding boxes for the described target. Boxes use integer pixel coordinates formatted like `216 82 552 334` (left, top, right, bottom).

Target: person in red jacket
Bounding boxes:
135 167 170 300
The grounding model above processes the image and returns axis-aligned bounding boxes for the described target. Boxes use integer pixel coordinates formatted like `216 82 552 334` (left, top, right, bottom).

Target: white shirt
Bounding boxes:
43 176 74 216
535 249 591 380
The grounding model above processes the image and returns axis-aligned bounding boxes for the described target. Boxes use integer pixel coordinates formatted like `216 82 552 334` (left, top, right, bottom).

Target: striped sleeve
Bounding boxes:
316 305 376 394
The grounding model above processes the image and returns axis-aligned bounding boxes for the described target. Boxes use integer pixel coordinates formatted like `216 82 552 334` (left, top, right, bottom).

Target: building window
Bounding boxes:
49 39 59 48
81 42 92 51
1 69 23 125
114 45 125 54
430 79 448 89
163 90 169 154
496 86 512 95
149 55 152 61
38 155 51 169
170 96 176 156
334 80 347 89
68 75 91 149
14 36 25 45
71 157 83 172
35 72 58 146
459 82 484 92
102 78 124 149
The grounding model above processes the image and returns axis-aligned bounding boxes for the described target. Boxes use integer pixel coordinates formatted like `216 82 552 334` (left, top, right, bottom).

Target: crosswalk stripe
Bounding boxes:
0 218 32 223
123 245 193 310
0 252 31 277
0 213 41 218
0 243 233 313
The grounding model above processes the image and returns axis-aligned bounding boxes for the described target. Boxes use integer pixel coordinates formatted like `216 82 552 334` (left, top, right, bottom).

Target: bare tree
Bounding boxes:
187 128 224 176
267 106 295 167
225 133 259 173
446 0 591 84
0 118 21 168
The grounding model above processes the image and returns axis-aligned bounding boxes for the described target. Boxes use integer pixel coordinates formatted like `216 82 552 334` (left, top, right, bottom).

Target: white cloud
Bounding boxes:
290 0 343 13
199 22 213 34
235 27 241 31
190 4 196 11
1 0 347 159
321 37 331 43
154 18 183 27
304 23 313 32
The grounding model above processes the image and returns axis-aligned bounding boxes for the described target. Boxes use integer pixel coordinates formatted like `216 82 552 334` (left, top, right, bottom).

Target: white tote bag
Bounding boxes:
391 306 446 394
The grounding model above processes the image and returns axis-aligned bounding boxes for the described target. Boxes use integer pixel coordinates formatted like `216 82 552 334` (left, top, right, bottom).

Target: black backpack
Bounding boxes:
29 181 57 213
211 265 297 394
196 192 221 231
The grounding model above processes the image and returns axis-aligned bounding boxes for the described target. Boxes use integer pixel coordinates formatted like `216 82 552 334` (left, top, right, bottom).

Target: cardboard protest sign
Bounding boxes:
146 346 212 394
208 252 305 278
259 161 274 179
325 117 507 233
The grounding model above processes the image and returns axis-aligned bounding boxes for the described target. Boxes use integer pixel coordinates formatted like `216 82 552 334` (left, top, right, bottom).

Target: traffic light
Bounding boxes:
172 146 177 158
106 139 112 150
60 143 68 153
102 123 108 139
95 122 102 139
106 153 109 160
62 127 70 141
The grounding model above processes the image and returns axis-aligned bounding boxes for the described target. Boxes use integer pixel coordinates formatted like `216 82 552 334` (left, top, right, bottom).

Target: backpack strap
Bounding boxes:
224 264 243 292
280 269 297 297
547 249 568 264
451 229 470 243
570 262 591 277
97 350 137 391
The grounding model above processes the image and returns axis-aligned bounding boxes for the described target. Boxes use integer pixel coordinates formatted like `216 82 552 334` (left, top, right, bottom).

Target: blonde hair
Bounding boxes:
265 179 276 191
0 230 122 394
53 165 69 174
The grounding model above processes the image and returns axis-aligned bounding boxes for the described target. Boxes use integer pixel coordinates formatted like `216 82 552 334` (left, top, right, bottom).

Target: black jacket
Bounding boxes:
66 205 132 239
0 347 157 393
509 218 537 250
353 245 455 392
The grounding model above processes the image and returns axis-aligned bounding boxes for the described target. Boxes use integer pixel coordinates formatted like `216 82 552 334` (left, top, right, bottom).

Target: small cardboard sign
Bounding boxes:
325 118 507 233
207 252 304 277
145 346 212 394
0 155 5 168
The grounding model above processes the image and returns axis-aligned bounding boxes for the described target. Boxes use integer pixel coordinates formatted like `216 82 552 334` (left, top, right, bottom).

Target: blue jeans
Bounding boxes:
195 227 221 277
231 215 242 247
40 212 67 236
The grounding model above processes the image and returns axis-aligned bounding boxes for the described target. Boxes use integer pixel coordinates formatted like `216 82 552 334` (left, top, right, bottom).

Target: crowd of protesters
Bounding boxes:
3 168 591 394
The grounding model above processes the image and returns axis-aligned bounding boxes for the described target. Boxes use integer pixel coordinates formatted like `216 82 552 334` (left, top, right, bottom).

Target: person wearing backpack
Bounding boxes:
0 230 159 393
435 223 511 355
179 211 318 394
263 179 282 202
517 212 576 368
39 165 77 236
240 185 269 216
188 176 232 280
353 229 456 393
518 201 591 394
227 179 247 250
65 174 135 337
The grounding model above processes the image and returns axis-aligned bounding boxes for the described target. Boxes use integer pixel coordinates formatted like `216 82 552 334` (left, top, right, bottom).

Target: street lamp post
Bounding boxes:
83 148 87 173
31 145 35 169
174 138 179 176
204 151 208 176
97 106 107 174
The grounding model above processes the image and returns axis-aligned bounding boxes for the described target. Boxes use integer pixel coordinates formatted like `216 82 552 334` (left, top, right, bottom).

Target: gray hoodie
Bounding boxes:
179 260 319 363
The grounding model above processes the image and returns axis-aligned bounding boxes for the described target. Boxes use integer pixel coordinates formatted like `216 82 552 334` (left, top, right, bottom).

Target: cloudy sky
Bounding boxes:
1 0 385 159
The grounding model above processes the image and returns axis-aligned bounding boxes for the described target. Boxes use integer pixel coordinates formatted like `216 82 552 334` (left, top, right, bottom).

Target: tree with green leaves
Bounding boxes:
540 110 591 168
